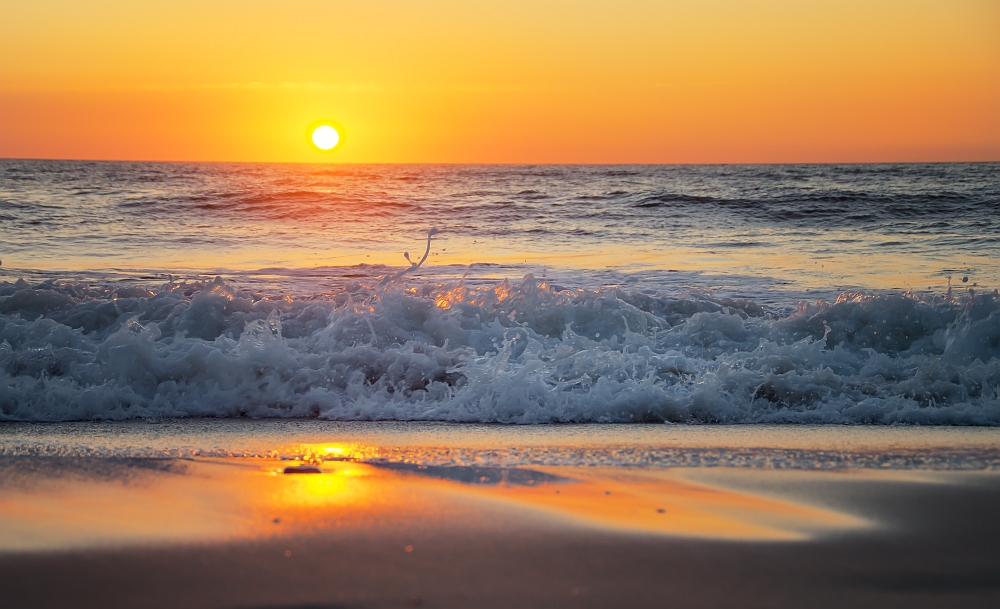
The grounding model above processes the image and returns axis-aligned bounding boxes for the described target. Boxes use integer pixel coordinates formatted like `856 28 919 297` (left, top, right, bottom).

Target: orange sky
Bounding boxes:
1 0 997 163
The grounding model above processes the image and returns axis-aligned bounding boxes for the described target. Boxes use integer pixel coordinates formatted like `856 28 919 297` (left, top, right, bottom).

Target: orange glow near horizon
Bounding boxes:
0 1 997 163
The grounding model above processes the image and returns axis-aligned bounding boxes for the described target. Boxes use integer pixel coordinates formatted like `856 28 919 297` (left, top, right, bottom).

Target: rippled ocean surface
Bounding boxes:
0 161 998 423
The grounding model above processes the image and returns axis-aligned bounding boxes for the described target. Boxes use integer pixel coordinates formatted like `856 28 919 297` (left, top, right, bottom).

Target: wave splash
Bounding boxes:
1 274 998 424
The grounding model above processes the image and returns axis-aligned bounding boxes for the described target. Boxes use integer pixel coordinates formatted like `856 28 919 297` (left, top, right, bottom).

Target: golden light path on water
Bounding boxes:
13 238 994 297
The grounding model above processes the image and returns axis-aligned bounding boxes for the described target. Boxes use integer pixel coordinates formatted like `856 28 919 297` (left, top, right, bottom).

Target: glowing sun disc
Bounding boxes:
311 125 340 151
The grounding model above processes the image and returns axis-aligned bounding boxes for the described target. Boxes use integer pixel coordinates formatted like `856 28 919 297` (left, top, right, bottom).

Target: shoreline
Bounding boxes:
1 451 998 608
3 420 999 470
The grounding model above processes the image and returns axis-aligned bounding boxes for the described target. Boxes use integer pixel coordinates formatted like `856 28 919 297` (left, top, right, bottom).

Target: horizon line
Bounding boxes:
2 156 999 167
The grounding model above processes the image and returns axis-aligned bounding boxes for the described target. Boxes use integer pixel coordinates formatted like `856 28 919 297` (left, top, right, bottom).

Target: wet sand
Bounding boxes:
0 459 1000 607
1 449 999 608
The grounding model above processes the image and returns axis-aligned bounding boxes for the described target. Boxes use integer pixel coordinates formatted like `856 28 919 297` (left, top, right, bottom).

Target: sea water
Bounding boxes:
1 161 998 424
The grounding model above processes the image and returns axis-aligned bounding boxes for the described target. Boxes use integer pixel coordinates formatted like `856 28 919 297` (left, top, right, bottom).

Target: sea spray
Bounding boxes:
0 273 997 424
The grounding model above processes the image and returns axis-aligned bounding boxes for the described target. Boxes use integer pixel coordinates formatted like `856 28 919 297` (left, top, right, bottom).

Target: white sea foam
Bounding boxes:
0 274 998 424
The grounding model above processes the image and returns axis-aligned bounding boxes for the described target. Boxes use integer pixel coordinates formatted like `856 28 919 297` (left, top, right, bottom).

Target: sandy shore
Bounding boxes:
1 422 998 608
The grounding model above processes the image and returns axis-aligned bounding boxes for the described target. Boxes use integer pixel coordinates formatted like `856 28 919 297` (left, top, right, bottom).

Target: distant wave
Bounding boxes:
630 190 988 226
2 161 997 282
1 274 997 424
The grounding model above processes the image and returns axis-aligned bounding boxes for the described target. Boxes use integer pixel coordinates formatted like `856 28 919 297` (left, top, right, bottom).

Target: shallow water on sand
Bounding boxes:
2 421 998 608
3 420 998 551
0 456 876 551
2 420 998 468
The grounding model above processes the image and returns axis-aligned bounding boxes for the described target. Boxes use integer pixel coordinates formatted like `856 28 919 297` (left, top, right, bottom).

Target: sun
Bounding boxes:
311 125 340 151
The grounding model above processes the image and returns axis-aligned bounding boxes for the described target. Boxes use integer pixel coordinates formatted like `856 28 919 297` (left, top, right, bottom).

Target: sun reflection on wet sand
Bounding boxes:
456 467 865 540
0 453 871 553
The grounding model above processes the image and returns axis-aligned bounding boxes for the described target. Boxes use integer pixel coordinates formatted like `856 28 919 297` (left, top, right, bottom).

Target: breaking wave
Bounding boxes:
1 272 998 424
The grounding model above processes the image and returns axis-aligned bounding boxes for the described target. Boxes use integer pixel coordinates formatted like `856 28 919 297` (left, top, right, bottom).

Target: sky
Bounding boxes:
1 0 997 164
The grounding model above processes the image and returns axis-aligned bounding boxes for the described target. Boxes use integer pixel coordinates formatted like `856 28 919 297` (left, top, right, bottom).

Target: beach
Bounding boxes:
1 421 998 608
1 163 998 607
3 1 998 605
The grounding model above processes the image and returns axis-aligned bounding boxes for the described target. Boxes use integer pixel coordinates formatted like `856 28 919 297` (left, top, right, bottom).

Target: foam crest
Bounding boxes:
0 275 997 424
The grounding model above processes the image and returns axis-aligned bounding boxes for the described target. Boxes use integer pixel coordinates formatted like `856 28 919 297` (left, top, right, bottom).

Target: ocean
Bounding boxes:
1 160 998 424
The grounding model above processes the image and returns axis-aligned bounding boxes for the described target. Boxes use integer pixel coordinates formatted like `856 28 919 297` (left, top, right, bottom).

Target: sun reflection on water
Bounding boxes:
280 442 377 465
274 465 370 507
0 453 878 552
